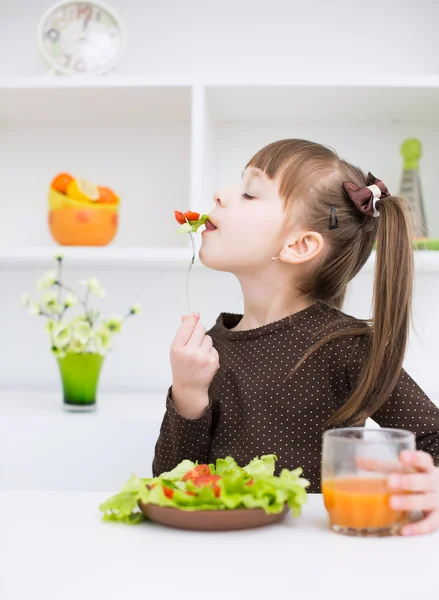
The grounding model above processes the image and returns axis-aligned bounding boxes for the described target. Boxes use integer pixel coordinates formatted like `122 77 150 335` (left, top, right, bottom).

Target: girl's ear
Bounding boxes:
280 231 324 264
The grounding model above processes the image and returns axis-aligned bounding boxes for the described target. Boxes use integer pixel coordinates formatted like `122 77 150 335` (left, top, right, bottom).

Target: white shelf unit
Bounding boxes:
1 75 439 265
0 76 196 254
0 247 438 273
0 246 191 268
199 77 439 239
1 75 439 394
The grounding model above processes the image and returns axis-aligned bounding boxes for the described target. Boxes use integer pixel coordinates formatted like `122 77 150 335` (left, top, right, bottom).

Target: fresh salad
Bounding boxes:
99 454 309 525
174 210 209 234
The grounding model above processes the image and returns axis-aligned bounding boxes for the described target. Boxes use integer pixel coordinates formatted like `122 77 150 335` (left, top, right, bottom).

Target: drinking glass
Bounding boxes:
322 428 416 537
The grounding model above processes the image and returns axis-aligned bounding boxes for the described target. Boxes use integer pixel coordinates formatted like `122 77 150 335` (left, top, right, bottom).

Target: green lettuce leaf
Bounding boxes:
213 456 239 475
243 454 277 476
177 214 209 235
157 460 196 481
99 491 146 524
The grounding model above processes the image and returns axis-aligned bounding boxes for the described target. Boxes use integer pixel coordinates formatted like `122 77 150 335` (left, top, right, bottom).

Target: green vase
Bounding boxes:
57 352 104 412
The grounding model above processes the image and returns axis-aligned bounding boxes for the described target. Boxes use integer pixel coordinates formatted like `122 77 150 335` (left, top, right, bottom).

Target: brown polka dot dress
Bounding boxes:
152 301 439 492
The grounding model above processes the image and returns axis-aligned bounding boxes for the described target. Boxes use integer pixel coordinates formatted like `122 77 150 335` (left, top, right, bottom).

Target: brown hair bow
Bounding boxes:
343 172 390 218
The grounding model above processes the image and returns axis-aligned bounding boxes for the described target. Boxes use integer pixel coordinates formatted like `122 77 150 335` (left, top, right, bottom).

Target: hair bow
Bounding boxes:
343 172 390 218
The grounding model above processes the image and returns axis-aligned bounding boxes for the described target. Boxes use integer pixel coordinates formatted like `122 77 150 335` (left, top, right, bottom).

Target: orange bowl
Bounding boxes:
48 188 119 246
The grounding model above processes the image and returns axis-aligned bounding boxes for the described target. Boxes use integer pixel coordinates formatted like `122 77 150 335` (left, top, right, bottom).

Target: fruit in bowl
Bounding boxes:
48 173 120 246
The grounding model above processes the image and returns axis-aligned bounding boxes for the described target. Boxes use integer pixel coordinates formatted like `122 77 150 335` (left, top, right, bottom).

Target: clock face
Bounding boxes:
39 1 124 74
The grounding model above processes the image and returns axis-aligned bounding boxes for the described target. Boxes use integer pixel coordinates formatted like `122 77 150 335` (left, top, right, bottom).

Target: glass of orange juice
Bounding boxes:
322 428 416 537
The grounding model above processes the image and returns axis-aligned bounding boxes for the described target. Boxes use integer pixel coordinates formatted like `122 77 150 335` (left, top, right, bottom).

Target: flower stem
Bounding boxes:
56 257 63 304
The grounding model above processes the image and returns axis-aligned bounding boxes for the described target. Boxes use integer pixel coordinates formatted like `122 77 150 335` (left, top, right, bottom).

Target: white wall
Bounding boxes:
2 0 439 77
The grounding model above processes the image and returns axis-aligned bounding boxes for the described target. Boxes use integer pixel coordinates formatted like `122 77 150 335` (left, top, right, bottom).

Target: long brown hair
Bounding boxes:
246 139 415 426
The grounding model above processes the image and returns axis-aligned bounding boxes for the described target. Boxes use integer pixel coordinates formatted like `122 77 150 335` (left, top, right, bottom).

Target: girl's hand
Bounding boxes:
170 312 220 419
388 450 439 536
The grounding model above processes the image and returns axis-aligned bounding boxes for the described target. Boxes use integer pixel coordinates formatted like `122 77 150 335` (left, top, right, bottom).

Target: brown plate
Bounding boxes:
138 501 290 531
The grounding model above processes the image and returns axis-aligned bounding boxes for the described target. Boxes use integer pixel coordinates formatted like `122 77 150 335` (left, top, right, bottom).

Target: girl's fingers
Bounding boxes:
186 323 207 348
401 510 439 537
200 335 213 352
388 472 438 493
399 450 435 473
173 313 200 347
389 492 439 512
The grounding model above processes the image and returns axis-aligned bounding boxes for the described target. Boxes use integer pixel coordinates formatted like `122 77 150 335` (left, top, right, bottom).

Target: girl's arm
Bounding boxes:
152 313 219 476
152 387 213 476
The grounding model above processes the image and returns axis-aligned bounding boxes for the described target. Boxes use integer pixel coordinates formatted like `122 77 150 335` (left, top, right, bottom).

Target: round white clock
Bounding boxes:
37 1 126 75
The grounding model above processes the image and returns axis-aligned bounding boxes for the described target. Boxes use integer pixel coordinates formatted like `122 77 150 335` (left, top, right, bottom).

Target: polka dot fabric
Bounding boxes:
152 301 439 492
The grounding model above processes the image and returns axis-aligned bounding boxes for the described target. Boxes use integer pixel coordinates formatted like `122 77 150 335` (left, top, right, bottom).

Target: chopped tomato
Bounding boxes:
174 210 186 225
148 483 174 499
186 491 196 496
182 464 211 482
184 211 200 222
163 486 174 499
246 479 254 486
192 474 222 497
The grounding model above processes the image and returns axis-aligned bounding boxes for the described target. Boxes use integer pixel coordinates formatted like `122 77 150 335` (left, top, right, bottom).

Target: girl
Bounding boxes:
153 139 439 536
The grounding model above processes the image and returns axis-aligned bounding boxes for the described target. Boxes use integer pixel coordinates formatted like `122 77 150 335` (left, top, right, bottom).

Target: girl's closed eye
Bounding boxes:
242 192 255 200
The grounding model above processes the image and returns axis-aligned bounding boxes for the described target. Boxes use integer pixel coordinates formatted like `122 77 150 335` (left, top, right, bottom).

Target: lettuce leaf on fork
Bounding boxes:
177 214 209 235
99 454 309 525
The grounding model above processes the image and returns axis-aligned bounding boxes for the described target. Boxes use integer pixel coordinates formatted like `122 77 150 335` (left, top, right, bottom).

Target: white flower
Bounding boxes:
104 315 123 333
80 276 106 298
45 319 56 336
72 320 91 345
93 327 113 356
42 291 63 315
38 270 57 289
68 339 84 353
21 293 31 307
52 323 70 348
28 303 41 316
130 302 142 315
65 292 78 307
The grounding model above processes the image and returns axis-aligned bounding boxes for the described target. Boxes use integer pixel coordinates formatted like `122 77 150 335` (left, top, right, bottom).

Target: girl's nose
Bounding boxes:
213 190 224 207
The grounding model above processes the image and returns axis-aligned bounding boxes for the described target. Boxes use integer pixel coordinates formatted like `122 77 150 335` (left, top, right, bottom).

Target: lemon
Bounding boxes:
66 178 100 203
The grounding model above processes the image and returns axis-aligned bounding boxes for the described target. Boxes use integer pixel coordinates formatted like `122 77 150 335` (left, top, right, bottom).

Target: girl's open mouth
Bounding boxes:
203 219 218 232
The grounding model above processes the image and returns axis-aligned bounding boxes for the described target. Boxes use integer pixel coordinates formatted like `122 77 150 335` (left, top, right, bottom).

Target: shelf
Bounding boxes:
205 75 439 123
1 247 438 271
0 246 198 268
3 74 439 124
0 76 192 122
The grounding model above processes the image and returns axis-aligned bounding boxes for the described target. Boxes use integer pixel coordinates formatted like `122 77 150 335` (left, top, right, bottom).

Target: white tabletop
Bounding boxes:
2 491 438 600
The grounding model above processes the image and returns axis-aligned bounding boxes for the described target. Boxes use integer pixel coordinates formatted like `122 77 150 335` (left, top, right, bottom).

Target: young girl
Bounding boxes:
153 139 439 536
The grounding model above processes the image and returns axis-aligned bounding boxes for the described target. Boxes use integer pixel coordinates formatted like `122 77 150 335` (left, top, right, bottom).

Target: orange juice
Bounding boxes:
322 478 405 530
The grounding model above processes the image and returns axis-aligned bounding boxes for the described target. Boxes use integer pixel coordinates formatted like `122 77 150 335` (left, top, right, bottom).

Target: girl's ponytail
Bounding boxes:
329 193 415 425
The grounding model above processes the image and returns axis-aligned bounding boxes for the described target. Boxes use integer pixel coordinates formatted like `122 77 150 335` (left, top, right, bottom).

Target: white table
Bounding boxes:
2 492 438 600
